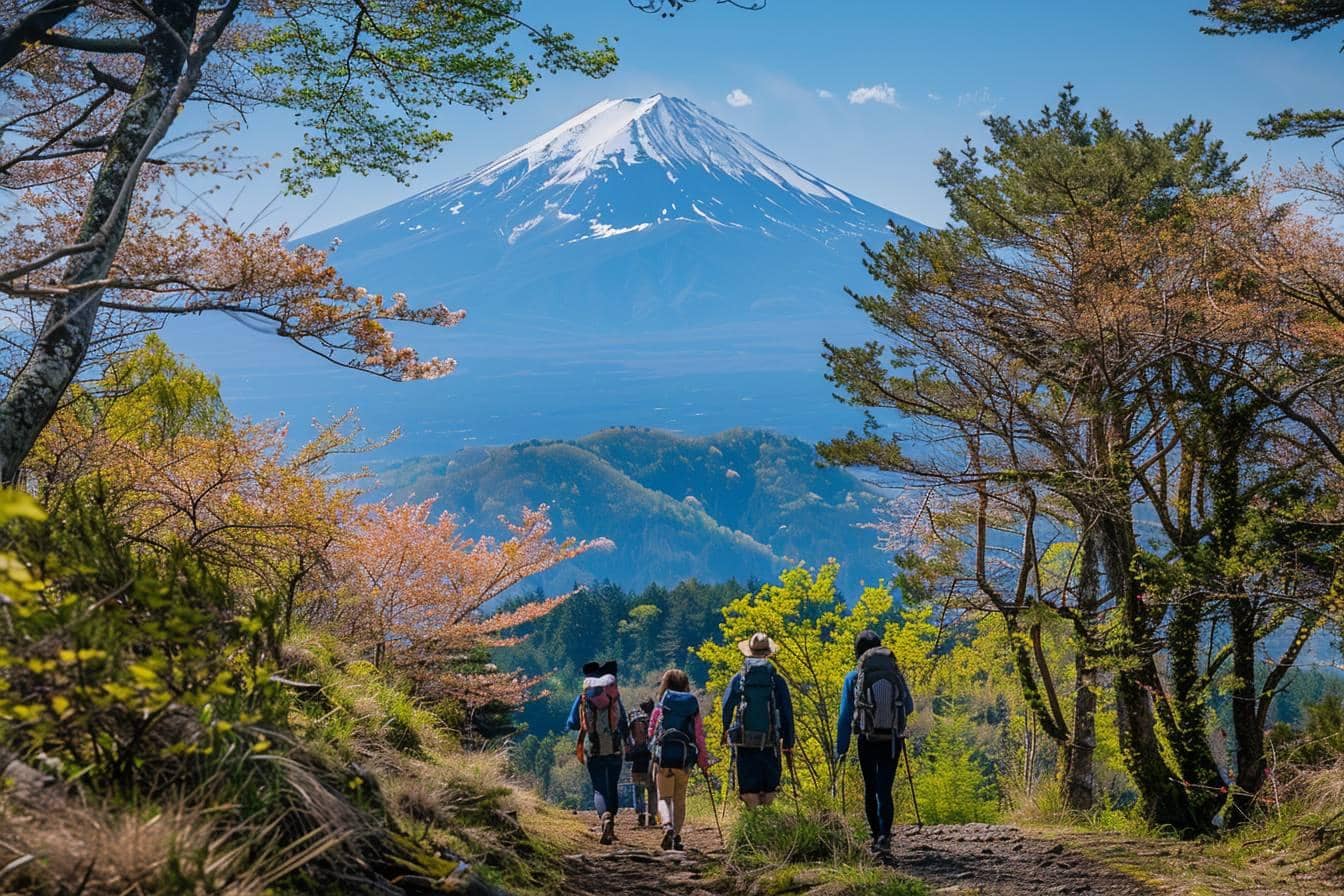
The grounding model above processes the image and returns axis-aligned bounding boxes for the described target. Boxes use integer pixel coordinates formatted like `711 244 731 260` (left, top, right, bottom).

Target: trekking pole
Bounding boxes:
839 755 848 819
901 737 923 831
784 749 803 823
703 767 726 848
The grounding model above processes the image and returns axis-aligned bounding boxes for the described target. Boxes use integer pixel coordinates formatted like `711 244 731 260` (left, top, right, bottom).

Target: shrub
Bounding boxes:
912 715 1000 824
729 803 855 867
0 491 286 788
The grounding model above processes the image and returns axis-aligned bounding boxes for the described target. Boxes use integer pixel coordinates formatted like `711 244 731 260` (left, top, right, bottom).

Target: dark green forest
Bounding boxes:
377 428 891 597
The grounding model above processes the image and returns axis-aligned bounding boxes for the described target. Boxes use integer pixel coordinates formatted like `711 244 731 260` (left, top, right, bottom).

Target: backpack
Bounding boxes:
578 678 623 758
852 647 909 746
626 708 651 760
653 691 700 770
730 658 779 751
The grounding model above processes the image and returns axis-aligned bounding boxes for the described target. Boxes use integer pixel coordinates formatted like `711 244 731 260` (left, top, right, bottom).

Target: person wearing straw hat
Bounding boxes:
720 632 795 808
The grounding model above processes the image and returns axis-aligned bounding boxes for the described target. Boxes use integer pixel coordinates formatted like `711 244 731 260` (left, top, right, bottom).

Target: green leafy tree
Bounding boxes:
696 562 897 792
913 711 999 824
818 86 1344 832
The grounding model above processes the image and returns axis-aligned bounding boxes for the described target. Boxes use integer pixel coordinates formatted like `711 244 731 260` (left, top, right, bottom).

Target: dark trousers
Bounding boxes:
858 736 900 838
587 753 623 817
736 746 782 794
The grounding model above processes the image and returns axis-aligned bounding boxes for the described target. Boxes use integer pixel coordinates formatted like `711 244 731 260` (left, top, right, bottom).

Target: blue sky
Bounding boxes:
213 0 1344 235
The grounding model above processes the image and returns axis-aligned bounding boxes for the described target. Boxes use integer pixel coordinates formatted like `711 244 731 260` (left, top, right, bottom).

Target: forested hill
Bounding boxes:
375 427 891 596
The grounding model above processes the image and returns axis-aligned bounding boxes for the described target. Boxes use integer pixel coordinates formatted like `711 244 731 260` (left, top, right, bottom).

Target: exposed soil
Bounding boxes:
554 815 1167 895
881 822 1149 894
557 815 728 896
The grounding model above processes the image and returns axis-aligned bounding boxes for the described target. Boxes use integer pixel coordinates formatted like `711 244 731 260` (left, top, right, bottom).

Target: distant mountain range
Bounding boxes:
374 427 893 598
168 94 923 457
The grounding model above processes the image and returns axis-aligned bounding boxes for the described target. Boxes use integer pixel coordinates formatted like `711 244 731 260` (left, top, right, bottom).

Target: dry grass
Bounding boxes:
0 797 341 896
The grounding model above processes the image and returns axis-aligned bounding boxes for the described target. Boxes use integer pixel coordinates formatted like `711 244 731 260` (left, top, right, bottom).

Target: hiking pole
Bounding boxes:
703 767 725 848
839 755 848 820
901 738 923 831
784 749 803 823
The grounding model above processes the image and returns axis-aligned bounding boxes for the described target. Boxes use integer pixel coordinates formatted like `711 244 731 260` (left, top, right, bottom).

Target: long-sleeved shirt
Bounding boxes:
835 666 914 757
720 666 796 750
647 697 711 771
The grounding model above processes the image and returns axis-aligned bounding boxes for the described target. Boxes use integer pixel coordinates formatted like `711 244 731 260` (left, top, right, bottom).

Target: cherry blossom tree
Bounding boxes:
0 0 620 483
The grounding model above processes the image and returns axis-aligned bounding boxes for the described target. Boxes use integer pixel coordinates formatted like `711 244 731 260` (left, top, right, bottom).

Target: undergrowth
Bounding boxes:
725 800 928 896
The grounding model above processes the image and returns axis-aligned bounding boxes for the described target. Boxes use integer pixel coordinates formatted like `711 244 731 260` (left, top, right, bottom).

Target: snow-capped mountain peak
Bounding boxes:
357 94 917 250
464 94 851 203
317 92 920 270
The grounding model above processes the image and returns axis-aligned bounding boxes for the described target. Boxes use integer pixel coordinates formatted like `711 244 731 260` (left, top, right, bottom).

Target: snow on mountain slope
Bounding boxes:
451 94 853 202
172 95 925 458
307 94 919 291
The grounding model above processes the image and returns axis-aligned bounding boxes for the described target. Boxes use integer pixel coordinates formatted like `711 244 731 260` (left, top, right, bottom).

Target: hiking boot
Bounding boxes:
877 834 892 853
672 834 685 851
599 813 615 845
660 825 675 851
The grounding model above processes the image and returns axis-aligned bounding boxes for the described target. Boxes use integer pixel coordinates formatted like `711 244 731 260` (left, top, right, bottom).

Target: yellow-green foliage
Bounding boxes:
697 562 898 793
0 493 286 786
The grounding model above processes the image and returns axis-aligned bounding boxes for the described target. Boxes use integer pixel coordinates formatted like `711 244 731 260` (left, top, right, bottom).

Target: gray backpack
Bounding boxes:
853 647 908 744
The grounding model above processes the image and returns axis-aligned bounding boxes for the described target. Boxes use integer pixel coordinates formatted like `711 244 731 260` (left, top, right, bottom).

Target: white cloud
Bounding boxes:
816 89 834 100
927 91 943 102
847 83 900 107
725 88 753 108
957 87 1000 118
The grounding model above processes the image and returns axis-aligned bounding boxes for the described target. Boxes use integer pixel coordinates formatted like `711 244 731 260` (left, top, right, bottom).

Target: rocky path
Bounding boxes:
554 815 1164 895
558 818 728 896
882 823 1149 894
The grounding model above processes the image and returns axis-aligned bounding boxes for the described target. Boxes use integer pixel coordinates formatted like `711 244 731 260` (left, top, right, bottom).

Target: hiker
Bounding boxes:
835 629 914 856
627 698 657 826
567 660 630 845
720 631 795 808
647 669 711 851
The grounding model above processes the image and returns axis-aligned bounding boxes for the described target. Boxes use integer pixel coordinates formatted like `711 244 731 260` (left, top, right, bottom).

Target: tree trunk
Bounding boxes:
0 1 199 483
1061 531 1100 811
1227 590 1263 826
1165 585 1228 827
1098 513 1200 832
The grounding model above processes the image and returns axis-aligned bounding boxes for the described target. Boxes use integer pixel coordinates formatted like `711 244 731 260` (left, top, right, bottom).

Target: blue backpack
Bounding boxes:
653 691 700 770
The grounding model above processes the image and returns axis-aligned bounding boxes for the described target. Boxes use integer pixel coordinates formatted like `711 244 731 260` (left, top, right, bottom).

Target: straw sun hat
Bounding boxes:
737 631 779 658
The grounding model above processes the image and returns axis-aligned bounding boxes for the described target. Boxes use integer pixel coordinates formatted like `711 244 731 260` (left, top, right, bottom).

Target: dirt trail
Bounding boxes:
882 823 1148 894
555 815 1160 895
558 817 727 896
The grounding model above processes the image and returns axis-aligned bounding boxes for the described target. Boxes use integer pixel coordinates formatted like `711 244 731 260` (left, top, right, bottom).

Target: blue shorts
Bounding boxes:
735 747 782 794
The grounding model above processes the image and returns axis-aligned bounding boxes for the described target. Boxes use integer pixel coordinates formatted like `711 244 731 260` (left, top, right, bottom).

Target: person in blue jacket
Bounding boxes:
720 632 796 807
567 659 630 844
836 629 914 854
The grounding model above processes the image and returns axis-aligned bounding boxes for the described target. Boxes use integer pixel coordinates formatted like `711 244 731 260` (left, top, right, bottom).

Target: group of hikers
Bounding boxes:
566 628 914 857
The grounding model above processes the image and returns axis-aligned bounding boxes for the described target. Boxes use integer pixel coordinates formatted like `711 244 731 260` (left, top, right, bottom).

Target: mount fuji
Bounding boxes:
174 95 923 457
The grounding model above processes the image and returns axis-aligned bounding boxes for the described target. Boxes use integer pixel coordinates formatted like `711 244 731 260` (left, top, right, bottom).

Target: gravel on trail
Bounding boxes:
555 815 1154 895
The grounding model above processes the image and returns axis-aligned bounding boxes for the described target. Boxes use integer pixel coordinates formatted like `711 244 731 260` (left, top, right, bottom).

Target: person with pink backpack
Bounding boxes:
567 660 630 844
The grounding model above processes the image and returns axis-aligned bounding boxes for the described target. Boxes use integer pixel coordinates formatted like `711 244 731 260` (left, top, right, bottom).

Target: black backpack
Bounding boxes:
853 647 909 744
